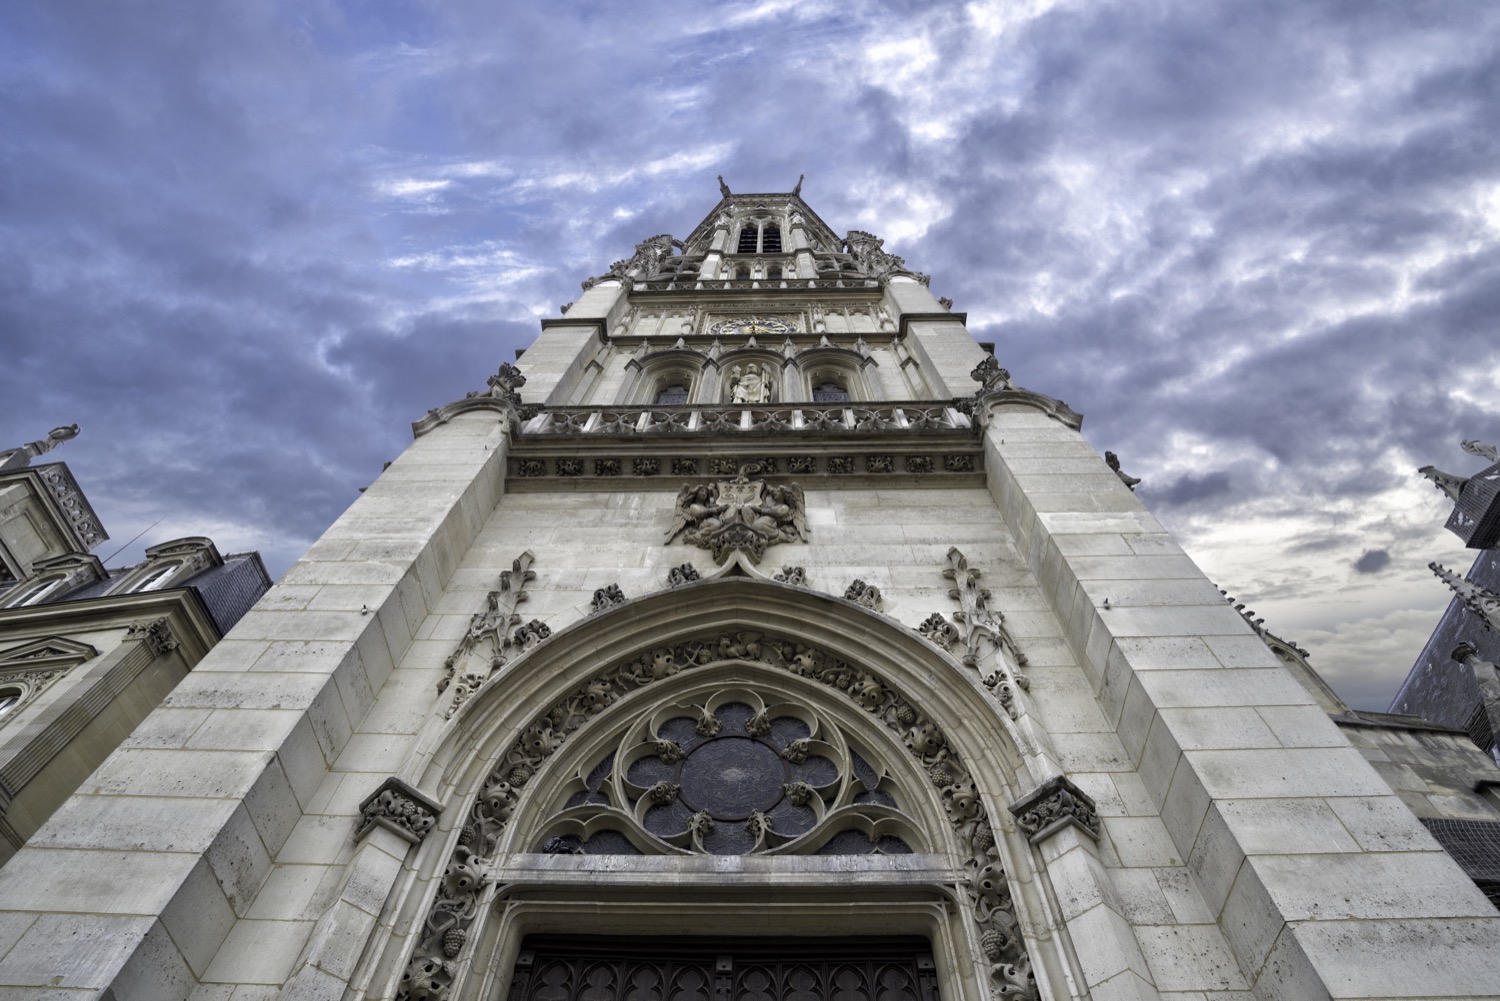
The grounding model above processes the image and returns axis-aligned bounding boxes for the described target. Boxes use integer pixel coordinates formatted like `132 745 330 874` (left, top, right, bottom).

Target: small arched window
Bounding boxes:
5 577 67 608
126 563 180 594
767 265 782 280
654 383 690 405
0 687 22 718
734 267 751 281
812 380 850 403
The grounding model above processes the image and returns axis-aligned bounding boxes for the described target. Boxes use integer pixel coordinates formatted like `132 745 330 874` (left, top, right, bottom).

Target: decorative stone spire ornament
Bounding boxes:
1419 438 1500 548
1105 451 1141 491
1431 562 1500 632
1452 642 1500 751
0 424 80 472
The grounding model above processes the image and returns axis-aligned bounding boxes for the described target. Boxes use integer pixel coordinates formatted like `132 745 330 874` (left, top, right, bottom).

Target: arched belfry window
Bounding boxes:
735 219 783 256
762 223 782 253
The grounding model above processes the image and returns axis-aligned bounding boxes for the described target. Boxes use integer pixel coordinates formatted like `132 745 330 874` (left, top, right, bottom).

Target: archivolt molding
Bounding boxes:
399 581 1044 1001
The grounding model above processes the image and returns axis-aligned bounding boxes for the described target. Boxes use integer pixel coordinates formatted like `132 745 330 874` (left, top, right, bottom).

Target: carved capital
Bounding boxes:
356 776 444 845
125 618 179 657
1008 775 1100 843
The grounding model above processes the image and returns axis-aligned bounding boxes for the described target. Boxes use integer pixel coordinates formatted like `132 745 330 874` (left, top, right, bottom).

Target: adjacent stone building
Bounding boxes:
3 184 1499 1001
0 429 271 865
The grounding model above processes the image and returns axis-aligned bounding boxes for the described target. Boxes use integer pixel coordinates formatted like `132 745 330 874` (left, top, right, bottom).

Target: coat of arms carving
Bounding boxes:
664 463 808 564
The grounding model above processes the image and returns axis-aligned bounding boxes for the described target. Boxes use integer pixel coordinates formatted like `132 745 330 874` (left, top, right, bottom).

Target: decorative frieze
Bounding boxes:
671 457 698 476
632 457 659 476
125 618 179 657
866 455 893 473
905 456 934 473
521 402 970 437
356 777 444 846
1007 775 1100 843
829 456 854 474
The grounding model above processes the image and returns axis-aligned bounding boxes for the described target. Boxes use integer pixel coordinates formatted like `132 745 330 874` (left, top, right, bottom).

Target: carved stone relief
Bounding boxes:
664 465 807 565
357 777 444 845
1007 775 1100 843
397 630 1036 1001
438 553 545 719
591 584 627 614
125 618 179 657
844 579 883 610
943 549 1028 719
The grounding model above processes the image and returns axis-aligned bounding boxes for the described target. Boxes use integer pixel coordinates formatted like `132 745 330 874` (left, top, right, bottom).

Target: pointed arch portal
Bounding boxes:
387 576 1065 1001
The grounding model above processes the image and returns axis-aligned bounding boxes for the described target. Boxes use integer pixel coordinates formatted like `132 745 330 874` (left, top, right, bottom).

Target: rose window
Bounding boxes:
534 690 919 856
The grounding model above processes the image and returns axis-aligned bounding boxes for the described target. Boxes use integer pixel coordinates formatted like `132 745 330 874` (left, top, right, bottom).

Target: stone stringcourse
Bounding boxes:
124 617 179 658
944 549 1029 719
521 402 968 436
357 777 444 846
438 553 545 720
1007 775 1101 844
397 630 1037 1001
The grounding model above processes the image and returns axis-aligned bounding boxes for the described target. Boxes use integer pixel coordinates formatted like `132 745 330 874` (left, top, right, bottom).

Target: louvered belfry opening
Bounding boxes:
737 226 759 253
508 937 939 1001
761 224 782 253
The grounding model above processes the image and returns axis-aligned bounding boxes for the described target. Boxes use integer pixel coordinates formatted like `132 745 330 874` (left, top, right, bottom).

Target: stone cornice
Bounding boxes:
0 463 107 553
0 587 221 662
897 312 967 338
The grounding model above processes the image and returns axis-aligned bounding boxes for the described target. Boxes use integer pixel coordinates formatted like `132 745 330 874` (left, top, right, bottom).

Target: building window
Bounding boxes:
734 266 750 281
126 563 179 594
762 223 782 253
4 577 66 608
735 221 784 256
654 383 690 405
812 380 850 403
0 688 20 718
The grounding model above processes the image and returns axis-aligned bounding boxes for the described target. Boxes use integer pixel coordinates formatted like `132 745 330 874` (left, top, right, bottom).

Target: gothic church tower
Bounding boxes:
2 182 1498 1001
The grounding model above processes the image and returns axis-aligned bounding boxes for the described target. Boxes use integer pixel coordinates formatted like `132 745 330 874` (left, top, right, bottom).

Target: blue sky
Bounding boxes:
4 0 1499 709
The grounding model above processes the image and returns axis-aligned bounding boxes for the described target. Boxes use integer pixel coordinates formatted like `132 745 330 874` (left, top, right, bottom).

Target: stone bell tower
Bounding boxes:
4 180 1499 1001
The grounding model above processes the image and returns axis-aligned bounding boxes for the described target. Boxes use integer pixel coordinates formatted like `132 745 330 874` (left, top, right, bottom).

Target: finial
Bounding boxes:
792 174 804 196
717 175 731 198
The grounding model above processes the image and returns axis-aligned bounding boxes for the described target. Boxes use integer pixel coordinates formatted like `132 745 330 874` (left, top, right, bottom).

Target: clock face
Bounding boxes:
710 315 795 338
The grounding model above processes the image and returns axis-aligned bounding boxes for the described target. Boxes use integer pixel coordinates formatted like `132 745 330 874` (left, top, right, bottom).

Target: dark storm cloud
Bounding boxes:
4 0 1499 705
1354 549 1392 574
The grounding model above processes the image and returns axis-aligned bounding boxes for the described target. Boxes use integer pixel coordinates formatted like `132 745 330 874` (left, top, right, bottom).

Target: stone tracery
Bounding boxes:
397 626 1036 1001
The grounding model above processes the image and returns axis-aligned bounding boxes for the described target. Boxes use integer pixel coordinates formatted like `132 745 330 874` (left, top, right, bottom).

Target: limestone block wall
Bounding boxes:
982 403 1500 999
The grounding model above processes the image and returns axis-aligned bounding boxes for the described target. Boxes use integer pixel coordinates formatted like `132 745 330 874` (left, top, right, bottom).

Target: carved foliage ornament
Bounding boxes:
944 549 1029 719
438 553 547 719
664 464 808 565
358 777 444 845
398 631 1035 1001
1007 775 1100 843
125 618 179 658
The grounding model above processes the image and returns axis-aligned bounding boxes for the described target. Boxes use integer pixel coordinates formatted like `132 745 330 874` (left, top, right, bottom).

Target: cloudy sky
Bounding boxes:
4 0 1499 709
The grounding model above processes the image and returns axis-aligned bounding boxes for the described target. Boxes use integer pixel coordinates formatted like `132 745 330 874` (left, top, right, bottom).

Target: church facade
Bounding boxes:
2 184 1499 1000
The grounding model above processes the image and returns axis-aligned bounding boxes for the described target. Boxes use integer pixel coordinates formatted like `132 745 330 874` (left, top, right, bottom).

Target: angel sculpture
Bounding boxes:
752 482 809 542
664 484 727 544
